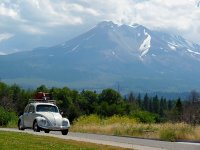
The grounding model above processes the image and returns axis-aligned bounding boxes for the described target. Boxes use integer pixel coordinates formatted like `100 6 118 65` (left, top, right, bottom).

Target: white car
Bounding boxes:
18 101 70 135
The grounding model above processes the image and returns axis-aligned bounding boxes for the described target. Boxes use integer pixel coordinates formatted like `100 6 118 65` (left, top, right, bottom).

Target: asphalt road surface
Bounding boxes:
0 128 200 150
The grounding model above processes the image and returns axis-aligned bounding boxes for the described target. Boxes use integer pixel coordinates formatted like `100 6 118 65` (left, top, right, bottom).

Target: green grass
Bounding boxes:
0 131 130 150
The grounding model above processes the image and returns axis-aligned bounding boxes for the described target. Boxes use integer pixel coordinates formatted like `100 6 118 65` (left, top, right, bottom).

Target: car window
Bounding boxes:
28 105 35 113
24 105 29 113
36 105 58 113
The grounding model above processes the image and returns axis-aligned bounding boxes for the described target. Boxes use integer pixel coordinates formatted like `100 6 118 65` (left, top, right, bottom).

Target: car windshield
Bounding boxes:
36 105 58 113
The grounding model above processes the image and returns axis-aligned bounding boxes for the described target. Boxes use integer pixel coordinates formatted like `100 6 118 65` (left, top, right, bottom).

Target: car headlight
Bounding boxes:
62 120 68 126
39 119 49 127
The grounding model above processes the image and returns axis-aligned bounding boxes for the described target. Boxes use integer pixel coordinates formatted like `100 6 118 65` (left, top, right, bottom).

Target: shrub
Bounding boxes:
7 112 18 128
73 114 101 125
0 106 18 127
131 111 158 123
104 115 137 125
0 107 10 126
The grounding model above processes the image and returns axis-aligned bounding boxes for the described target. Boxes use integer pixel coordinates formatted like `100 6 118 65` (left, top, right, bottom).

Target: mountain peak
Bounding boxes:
97 21 118 29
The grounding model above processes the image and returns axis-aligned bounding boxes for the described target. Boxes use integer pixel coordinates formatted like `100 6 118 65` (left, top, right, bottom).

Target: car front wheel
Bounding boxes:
61 129 68 135
33 121 40 132
18 120 24 130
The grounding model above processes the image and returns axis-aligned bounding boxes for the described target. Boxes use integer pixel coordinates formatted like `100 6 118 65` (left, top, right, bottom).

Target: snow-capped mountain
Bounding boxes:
1 21 200 92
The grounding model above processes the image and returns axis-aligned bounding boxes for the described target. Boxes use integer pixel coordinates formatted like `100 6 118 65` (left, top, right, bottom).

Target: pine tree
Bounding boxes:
175 98 183 121
143 93 149 111
137 93 142 108
152 95 159 114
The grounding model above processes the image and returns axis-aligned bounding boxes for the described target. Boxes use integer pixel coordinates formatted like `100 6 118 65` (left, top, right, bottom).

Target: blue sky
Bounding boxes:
0 0 200 54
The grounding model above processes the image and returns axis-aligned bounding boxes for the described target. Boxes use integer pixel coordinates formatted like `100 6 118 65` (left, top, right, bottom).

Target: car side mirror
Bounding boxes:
60 111 63 115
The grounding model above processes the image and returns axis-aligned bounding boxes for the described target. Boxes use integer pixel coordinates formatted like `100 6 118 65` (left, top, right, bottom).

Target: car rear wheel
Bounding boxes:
61 129 68 135
18 120 24 130
33 121 40 132
44 130 50 133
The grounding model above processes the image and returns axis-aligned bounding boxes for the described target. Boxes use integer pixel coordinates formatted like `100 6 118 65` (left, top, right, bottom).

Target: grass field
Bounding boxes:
0 131 130 150
71 115 200 142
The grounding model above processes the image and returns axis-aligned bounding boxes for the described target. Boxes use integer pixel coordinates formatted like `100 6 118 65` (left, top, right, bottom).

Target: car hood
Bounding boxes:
37 112 62 126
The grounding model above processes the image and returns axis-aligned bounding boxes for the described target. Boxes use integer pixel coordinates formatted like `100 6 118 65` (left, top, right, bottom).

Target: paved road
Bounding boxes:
0 128 200 150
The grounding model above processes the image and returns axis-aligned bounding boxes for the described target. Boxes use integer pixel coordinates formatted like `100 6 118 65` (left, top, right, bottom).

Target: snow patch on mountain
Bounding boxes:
0 52 6 55
168 44 176 50
112 51 116 56
187 49 200 55
71 44 80 52
167 42 179 50
129 24 140 28
85 34 95 41
152 54 156 57
196 0 200 7
139 29 151 57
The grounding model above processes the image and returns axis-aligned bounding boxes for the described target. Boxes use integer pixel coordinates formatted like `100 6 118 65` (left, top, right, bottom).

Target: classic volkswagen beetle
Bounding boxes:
18 101 70 135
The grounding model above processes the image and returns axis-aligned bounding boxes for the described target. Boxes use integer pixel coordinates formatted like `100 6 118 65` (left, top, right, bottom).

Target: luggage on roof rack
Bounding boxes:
35 92 52 100
29 92 56 104
29 99 56 104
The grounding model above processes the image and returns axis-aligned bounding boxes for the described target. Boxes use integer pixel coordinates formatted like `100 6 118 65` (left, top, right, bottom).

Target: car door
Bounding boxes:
23 104 36 128
26 105 36 127
23 104 30 127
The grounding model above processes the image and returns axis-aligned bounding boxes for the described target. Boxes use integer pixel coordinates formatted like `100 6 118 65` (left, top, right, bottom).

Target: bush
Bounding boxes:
131 111 158 123
0 107 10 126
7 112 18 128
73 114 101 125
0 106 18 127
104 115 137 125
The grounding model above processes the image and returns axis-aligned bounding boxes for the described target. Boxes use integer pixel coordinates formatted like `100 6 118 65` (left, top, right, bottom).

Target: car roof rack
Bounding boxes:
29 99 56 105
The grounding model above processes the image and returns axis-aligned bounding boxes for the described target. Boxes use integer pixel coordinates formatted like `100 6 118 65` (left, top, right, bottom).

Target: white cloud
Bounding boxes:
80 0 200 42
0 2 24 21
20 24 46 35
0 33 14 42
18 0 99 27
0 3 18 18
1 0 200 53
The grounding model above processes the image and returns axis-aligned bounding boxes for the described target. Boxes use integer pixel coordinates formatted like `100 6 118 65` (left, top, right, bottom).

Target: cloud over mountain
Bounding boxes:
0 0 200 54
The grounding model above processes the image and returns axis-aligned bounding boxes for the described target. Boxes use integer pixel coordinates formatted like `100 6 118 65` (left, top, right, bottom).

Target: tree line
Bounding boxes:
0 81 199 124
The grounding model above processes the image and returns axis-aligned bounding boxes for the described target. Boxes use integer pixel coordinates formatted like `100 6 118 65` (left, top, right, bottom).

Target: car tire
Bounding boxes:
18 119 25 130
44 130 50 133
33 121 40 132
61 129 68 135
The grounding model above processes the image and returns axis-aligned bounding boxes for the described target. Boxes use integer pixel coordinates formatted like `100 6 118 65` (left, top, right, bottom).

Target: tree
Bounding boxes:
143 93 149 111
80 90 98 114
167 100 173 110
159 97 165 118
137 93 142 108
168 98 183 122
36 85 49 93
128 92 135 103
183 90 200 124
189 90 199 103
148 98 153 112
152 95 159 114
127 92 139 111
174 98 183 122
99 88 122 104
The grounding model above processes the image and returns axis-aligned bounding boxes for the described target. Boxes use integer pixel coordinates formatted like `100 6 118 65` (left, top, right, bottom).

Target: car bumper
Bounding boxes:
39 125 70 131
